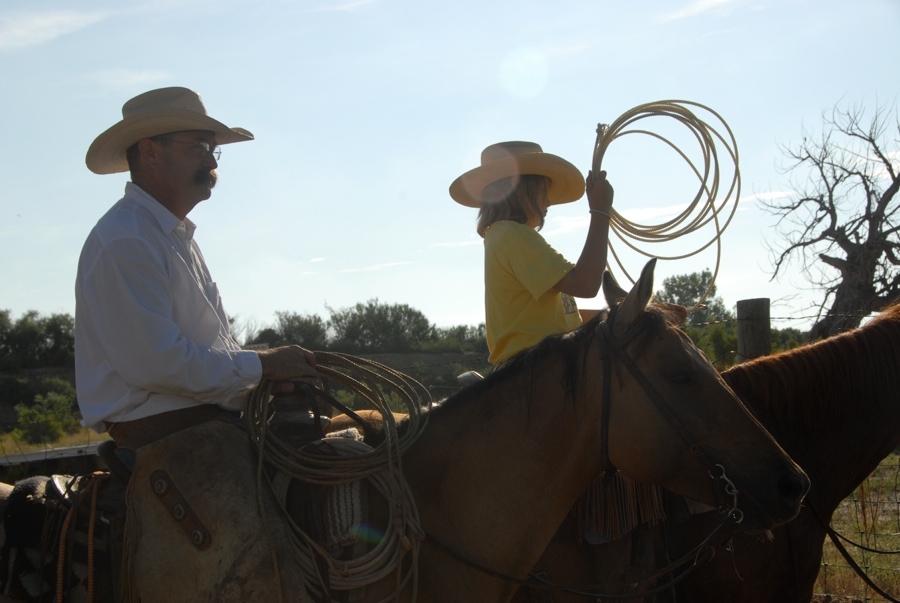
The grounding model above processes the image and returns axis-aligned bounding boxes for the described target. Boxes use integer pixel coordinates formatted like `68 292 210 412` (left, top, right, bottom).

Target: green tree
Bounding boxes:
328 299 437 353
654 269 734 325
771 327 804 353
655 270 738 369
13 391 81 445
0 310 75 370
655 271 809 368
0 310 11 358
246 311 330 350
39 313 75 367
3 376 74 405
1 310 43 370
274 311 329 349
427 324 489 353
247 327 283 348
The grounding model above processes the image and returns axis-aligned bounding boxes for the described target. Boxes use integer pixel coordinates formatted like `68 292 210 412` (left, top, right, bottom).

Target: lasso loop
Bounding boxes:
592 99 741 309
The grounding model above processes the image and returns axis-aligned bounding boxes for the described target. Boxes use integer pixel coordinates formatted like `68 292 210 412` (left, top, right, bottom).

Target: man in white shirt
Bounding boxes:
77 87 318 450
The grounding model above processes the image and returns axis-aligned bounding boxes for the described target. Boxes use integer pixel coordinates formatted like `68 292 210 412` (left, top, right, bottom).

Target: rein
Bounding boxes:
808 500 900 603
425 509 742 600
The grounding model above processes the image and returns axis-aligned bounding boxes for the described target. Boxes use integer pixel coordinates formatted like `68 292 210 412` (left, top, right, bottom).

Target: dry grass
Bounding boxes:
0 427 109 458
0 428 110 483
813 453 900 602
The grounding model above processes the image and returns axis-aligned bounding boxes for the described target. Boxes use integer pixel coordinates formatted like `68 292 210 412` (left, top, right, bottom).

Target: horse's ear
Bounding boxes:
602 270 627 306
614 259 657 332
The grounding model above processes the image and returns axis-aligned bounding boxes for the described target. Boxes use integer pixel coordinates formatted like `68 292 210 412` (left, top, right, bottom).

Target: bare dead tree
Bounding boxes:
762 101 900 339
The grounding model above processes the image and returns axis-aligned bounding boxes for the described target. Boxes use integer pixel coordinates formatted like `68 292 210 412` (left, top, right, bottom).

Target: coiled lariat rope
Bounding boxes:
244 352 433 601
592 100 741 308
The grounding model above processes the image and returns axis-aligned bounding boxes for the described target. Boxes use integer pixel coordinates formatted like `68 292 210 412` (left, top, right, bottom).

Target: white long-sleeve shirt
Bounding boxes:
75 182 262 432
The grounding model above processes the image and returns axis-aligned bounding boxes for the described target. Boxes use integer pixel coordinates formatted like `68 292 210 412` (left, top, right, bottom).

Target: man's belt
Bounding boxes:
105 405 241 450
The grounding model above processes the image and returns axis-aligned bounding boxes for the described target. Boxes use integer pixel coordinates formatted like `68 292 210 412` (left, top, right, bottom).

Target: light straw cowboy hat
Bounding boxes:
449 141 585 208
86 87 254 175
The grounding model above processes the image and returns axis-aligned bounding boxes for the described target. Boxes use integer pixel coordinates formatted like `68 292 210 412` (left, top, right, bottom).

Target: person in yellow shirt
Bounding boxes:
450 141 614 365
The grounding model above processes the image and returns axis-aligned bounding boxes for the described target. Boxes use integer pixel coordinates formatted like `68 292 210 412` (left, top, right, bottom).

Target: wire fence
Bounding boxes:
813 454 900 602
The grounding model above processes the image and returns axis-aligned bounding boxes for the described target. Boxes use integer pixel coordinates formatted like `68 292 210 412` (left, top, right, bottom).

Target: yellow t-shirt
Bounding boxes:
484 221 583 364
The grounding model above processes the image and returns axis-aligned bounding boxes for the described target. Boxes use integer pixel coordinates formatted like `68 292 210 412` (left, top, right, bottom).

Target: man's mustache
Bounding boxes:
194 169 217 188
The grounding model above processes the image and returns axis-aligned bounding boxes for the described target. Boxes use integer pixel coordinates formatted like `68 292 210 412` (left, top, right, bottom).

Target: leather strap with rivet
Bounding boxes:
149 469 212 550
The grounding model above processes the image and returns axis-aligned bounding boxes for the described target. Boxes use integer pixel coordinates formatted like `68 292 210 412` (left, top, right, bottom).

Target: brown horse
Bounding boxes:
0 259 808 602
519 302 900 603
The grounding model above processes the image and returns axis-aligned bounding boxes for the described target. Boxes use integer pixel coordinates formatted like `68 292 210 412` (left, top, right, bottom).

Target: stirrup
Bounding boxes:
98 439 134 485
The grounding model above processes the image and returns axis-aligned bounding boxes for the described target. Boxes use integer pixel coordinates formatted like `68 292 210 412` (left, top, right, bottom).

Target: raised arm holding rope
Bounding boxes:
450 141 614 365
558 168 614 320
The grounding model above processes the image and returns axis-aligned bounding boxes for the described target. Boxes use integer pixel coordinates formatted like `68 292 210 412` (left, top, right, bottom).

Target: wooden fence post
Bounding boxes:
736 298 771 362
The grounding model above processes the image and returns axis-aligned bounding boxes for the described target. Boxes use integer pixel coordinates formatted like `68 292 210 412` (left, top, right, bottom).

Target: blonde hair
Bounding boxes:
476 175 550 237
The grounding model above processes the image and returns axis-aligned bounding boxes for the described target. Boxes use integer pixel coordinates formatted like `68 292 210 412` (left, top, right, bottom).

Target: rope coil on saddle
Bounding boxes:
593 100 741 308
244 352 433 600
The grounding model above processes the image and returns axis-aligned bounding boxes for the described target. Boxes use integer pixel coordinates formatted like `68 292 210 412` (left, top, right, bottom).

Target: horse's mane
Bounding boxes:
419 303 677 426
722 303 900 432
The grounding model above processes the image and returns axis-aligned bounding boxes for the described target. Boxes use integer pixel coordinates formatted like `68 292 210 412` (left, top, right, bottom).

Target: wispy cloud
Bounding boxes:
0 11 107 49
429 240 480 249
312 0 375 13
88 68 171 91
619 203 695 222
740 190 792 204
545 203 701 236
543 215 589 236
340 261 413 273
542 196 768 237
658 0 738 23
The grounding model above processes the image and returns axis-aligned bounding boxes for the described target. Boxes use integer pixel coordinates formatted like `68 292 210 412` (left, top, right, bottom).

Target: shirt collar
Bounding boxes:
125 182 197 238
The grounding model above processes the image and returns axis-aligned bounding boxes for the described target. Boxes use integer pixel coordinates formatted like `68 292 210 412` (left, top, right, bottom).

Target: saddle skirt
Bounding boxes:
122 420 315 603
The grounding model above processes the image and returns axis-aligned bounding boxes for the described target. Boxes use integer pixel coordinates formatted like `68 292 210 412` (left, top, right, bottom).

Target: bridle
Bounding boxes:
595 304 744 515
425 304 748 598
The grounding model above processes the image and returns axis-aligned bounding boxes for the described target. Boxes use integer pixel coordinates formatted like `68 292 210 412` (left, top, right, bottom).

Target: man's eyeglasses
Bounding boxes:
152 137 221 160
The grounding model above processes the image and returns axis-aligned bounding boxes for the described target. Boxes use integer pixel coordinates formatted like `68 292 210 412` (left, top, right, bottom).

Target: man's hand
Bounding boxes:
256 345 321 394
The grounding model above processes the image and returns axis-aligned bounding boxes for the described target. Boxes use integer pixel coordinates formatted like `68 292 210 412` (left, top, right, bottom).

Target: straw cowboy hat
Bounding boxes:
86 87 254 175
449 141 585 208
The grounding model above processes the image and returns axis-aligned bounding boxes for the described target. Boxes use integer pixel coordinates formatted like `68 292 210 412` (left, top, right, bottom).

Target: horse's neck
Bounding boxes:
402 356 602 594
742 345 900 511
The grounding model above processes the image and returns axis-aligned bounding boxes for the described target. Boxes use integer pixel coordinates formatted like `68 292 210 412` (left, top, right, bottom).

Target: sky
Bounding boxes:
1 0 898 337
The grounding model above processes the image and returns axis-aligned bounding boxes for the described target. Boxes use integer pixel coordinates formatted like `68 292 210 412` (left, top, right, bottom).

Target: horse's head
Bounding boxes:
599 259 809 533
